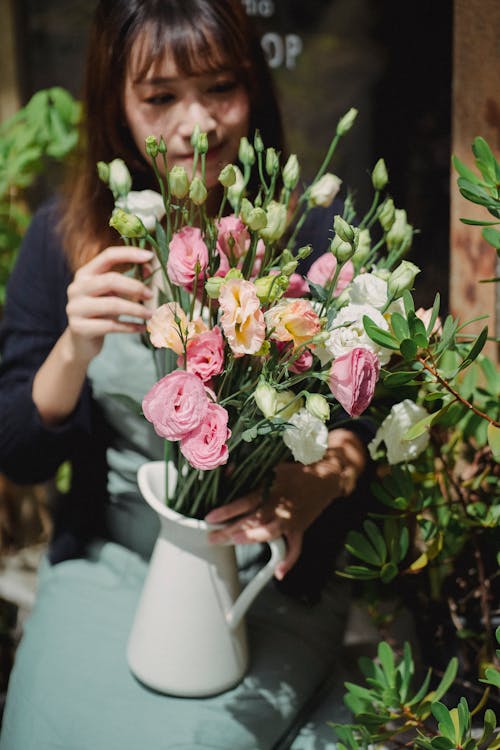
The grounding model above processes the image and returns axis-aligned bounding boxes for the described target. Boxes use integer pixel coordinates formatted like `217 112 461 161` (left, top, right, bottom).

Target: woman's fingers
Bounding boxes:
205 493 262 524
70 271 153 302
78 246 153 275
275 530 302 581
68 295 152 322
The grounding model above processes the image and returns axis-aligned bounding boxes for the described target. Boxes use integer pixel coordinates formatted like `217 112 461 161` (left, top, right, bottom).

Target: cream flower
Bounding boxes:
282 408 328 465
116 189 165 232
317 303 393 366
368 399 430 465
219 278 265 357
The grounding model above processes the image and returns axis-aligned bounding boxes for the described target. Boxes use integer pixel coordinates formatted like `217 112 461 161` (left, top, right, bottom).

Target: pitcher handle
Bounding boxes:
226 536 287 631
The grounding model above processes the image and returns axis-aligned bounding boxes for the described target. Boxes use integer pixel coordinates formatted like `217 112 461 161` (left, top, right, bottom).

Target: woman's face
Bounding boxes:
123 42 251 191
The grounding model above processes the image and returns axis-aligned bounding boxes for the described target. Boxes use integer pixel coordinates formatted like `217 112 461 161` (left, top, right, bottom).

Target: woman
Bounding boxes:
0 1 369 748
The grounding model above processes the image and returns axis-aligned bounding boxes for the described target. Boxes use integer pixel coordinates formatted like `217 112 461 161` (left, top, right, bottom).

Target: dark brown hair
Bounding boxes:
59 0 285 270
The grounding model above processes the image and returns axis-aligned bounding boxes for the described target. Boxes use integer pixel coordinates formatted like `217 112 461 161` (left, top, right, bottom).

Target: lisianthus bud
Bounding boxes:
240 198 253 224
373 268 391 281
218 164 237 188
282 154 300 190
190 124 201 149
97 161 109 184
336 107 358 136
387 209 413 250
333 215 355 244
205 275 225 299
297 244 313 260
169 165 189 199
330 235 355 263
227 165 246 209
306 393 330 422
254 274 288 303
225 268 244 281
145 135 159 158
387 260 421 299
260 200 287 241
308 173 342 208
254 381 278 418
265 148 279 176
238 136 255 166
352 227 371 267
109 208 147 238
247 207 267 231
109 158 132 198
378 198 396 232
281 260 298 276
158 136 167 154
189 176 208 205
276 390 303 419
253 130 264 153
371 158 388 190
197 132 208 154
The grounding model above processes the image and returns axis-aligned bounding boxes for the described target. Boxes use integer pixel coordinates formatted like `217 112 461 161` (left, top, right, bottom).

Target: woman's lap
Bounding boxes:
0 541 350 750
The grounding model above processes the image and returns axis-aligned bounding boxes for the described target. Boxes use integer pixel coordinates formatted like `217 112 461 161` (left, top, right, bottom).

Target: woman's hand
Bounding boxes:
65 246 154 364
206 429 367 580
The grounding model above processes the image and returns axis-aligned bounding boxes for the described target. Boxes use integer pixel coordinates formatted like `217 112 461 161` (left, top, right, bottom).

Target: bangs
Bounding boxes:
128 13 249 82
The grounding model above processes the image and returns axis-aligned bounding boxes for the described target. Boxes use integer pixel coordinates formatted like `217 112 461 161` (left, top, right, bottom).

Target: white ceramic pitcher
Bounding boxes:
127 460 286 697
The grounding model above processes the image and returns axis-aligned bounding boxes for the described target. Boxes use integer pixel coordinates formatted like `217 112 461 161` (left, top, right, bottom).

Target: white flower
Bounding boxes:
368 399 430 464
108 158 132 198
116 189 166 232
283 408 328 465
316 303 393 366
348 272 389 310
308 173 342 208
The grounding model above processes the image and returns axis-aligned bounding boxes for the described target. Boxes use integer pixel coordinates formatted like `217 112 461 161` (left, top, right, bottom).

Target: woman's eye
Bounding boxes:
209 80 238 95
144 93 175 106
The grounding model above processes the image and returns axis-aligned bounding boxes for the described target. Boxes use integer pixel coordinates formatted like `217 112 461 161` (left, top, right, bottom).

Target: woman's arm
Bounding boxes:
205 428 367 580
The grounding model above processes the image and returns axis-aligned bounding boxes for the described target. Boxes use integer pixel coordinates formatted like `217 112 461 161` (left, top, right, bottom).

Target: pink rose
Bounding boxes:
179 326 225 382
289 347 313 374
167 226 209 290
142 370 209 440
180 402 231 470
217 215 250 261
265 298 321 349
219 278 266 357
328 347 380 417
307 253 354 297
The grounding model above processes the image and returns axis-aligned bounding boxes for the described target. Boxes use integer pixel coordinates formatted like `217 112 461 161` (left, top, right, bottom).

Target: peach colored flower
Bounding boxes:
147 302 190 354
167 226 209 290
219 278 266 357
180 402 231 470
307 253 354 297
179 326 225 382
265 298 321 349
416 307 442 336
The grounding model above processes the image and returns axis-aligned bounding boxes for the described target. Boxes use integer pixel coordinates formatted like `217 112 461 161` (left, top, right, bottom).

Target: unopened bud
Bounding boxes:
352 228 371 267
253 130 264 153
333 215 355 244
247 207 267 231
254 274 288 303
260 200 287 241
306 393 330 422
282 154 300 190
169 166 189 199
336 107 358 136
97 161 109 184
189 176 207 205
276 390 303 419
265 148 280 176
308 173 342 208
330 234 354 263
254 381 278 418
297 244 313 260
386 209 413 250
108 158 132 198
205 275 225 300
190 124 201 149
158 136 167 154
387 260 421 299
227 165 246 209
145 135 159 158
197 132 208 155
371 158 388 191
218 164 237 188
378 198 396 232
109 208 147 238
238 136 255 166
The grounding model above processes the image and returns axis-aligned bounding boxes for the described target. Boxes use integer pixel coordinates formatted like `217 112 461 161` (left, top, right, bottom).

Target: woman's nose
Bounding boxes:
177 101 217 139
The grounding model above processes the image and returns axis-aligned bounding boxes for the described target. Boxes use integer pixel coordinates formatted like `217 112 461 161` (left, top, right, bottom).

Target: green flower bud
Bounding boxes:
158 136 167 154
282 154 300 191
352 227 371 267
197 132 209 155
240 197 253 224
227 165 246 209
225 268 244 281
238 136 255 166
297 244 313 260
254 274 288 304
276 390 303 419
336 107 358 136
109 158 132 198
386 209 413 250
247 207 267 231
306 393 330 422
253 130 264 153
378 197 396 232
371 158 388 191
330 234 354 263
387 260 421 299
265 147 279 176
254 381 278 418
190 124 201 149
109 208 147 238
255 340 271 357
333 215 355 244
205 275 225 300
281 260 298 276
218 164 237 188
145 135 159 158
96 161 109 184
169 165 189 199
189 176 208 205
308 173 342 208
260 200 287 241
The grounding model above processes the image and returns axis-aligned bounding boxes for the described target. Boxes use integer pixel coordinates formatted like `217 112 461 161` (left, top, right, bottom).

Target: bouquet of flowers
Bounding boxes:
99 107 422 519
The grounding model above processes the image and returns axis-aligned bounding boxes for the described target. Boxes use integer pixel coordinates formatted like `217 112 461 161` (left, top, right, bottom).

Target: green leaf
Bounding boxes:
452 154 482 184
380 561 398 583
403 412 435 440
432 702 456 741
407 667 432 706
482 667 500 688
363 520 387 562
457 326 488 372
383 370 420 387
483 227 500 249
390 312 410 340
432 657 458 701
479 708 497 746
472 136 500 184
377 641 396 684
400 338 418 359
402 289 415 316
362 315 399 350
487 423 500 461
345 529 383 566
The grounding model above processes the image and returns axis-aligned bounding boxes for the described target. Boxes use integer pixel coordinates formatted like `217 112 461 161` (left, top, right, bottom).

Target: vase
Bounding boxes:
127 460 286 697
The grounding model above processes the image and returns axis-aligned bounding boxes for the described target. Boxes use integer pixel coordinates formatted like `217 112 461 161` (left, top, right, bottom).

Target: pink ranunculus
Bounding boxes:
179 326 225 382
265 298 321 349
167 226 209 290
142 370 209 440
147 302 189 354
180 402 231 470
219 278 266 357
217 215 250 261
328 347 380 417
289 347 314 374
307 253 354 297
